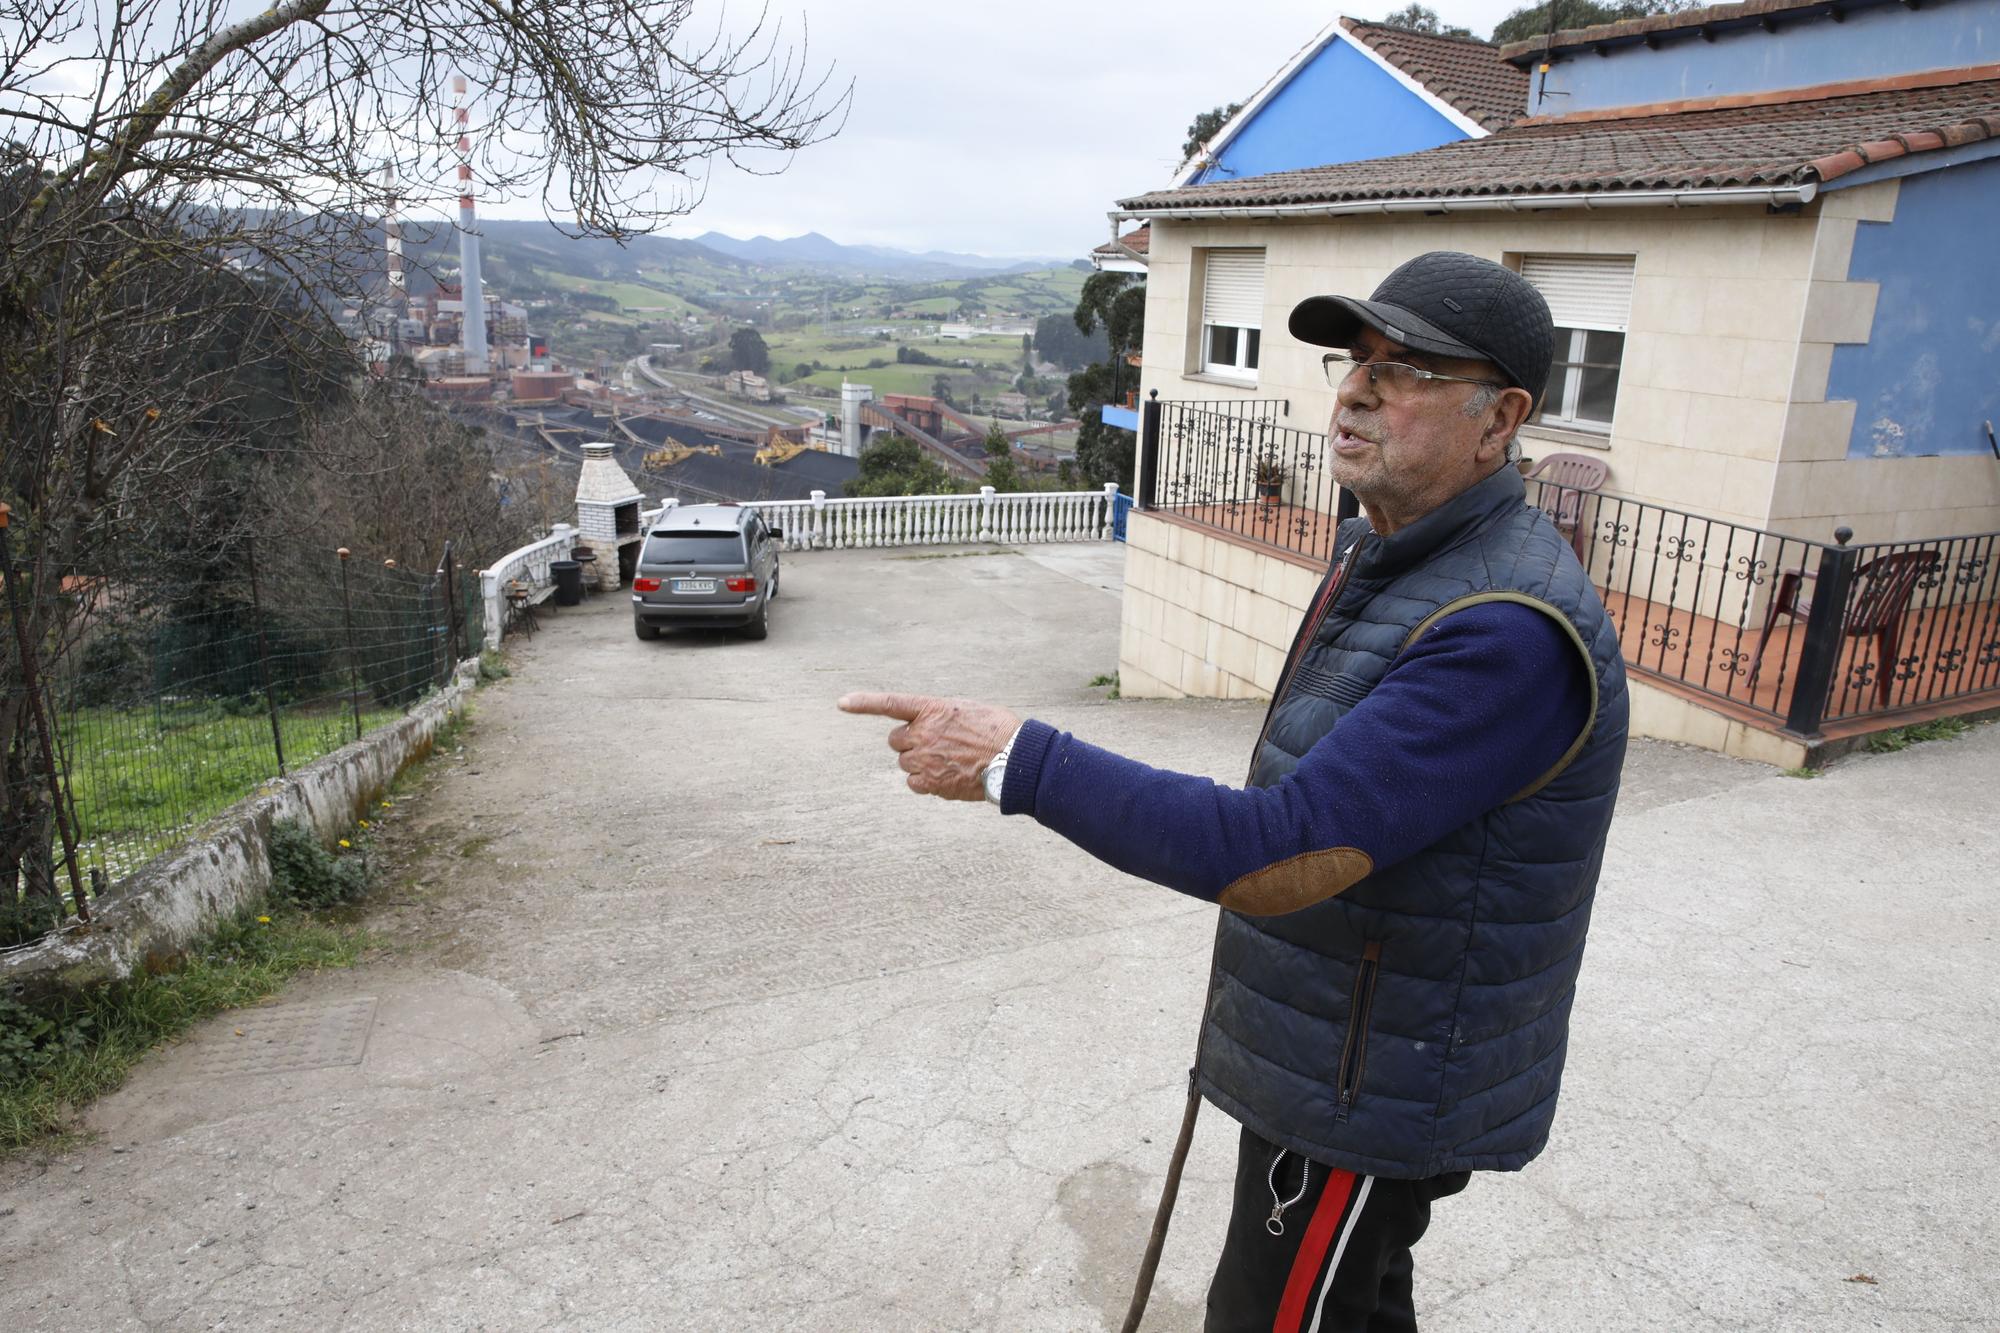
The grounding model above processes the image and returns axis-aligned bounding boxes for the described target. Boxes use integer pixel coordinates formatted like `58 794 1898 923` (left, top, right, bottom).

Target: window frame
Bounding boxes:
1201 323 1261 379
1517 253 1634 437
1197 248 1265 384
1538 326 1624 435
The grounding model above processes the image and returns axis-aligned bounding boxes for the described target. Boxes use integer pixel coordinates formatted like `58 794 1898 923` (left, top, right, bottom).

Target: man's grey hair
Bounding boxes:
1461 382 1522 464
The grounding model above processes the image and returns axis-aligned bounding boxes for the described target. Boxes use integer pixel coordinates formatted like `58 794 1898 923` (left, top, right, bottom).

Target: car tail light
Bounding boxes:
633 577 661 592
726 576 757 593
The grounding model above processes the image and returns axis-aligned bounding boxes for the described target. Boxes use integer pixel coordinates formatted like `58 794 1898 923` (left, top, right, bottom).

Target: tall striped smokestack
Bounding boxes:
452 74 488 375
382 164 406 314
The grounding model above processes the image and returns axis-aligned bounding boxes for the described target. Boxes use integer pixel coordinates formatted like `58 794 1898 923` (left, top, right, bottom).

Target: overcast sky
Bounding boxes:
506 0 1537 260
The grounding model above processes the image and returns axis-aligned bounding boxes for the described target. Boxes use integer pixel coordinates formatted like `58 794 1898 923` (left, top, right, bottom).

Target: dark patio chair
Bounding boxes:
1746 549 1941 706
1526 452 1609 564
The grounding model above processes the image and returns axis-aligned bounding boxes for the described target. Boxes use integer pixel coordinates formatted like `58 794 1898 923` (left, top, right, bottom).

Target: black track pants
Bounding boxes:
1205 1124 1470 1333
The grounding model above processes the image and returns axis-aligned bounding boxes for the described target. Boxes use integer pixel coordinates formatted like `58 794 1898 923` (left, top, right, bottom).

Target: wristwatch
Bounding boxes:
983 725 1023 807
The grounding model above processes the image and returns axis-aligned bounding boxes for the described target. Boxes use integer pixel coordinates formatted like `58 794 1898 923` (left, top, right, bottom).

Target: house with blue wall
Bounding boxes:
1116 0 2000 542
1096 18 1526 431
1177 18 1527 185
1100 0 2000 753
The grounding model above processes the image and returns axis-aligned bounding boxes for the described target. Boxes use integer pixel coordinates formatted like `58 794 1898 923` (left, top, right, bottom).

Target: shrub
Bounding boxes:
0 993 93 1089
267 818 369 908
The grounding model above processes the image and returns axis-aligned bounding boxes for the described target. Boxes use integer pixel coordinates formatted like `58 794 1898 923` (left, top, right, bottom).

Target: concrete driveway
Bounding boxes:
2 542 1995 1330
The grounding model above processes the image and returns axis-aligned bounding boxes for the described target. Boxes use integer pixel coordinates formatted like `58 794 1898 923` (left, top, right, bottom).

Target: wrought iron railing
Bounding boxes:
1137 395 1350 564
1817 529 2000 723
1123 396 2000 735
1530 481 2000 734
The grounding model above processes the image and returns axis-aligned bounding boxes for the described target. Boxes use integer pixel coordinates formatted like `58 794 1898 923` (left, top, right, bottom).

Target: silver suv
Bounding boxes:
631 504 782 641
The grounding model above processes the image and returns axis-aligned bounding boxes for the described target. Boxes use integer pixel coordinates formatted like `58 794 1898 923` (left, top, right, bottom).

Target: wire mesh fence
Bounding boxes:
5 545 484 948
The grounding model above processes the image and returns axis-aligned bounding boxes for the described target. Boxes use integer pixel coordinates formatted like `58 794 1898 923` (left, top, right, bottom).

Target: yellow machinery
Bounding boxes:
642 442 721 470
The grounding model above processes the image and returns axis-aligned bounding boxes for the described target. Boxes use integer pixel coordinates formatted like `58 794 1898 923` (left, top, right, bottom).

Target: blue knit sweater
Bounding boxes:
1000 601 1590 902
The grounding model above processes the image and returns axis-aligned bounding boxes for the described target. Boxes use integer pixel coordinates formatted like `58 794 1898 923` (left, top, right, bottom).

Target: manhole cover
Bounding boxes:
192 997 378 1078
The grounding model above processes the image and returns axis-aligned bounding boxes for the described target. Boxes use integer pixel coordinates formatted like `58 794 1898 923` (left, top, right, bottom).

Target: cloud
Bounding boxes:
483 0 1530 257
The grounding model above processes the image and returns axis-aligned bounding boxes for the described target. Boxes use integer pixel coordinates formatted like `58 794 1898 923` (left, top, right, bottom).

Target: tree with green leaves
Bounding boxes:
1491 0 1695 45
1064 272 1147 493
844 436 956 498
1033 313 1109 371
1382 4 1476 37
729 327 771 375
981 422 1025 493
1182 102 1245 164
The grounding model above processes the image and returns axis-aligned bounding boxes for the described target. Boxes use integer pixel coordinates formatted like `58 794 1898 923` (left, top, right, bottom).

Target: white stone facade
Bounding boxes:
1117 196 2000 758
1133 194 1999 542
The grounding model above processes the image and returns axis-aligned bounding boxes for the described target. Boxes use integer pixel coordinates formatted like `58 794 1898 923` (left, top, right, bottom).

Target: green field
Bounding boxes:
798 365 994 397
57 701 400 883
542 271 700 320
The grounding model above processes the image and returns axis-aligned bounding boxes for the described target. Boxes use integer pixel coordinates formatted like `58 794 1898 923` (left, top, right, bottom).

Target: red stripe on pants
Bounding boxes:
1272 1167 1359 1333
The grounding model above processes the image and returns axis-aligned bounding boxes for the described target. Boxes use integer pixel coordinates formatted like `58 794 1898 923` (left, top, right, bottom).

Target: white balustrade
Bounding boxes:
740 487 1121 555
486 489 1124 645
480 524 579 646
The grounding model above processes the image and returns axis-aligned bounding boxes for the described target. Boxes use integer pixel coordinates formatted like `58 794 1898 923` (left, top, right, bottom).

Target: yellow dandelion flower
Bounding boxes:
358 819 370 828
338 839 351 848
380 800 393 808
257 916 271 924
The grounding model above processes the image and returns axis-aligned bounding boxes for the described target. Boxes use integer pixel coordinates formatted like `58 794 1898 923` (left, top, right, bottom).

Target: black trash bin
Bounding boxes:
550 559 584 607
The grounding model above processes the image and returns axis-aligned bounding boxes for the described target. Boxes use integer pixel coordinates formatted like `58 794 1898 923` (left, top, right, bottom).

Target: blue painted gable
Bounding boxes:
1830 153 2000 459
1190 37 1471 185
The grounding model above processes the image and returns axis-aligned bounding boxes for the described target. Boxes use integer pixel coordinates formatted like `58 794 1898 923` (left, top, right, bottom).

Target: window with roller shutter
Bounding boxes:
1520 254 1634 434
1199 249 1264 380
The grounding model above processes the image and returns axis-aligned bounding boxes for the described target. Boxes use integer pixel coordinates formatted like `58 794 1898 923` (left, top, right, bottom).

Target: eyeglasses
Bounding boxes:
1322 351 1506 397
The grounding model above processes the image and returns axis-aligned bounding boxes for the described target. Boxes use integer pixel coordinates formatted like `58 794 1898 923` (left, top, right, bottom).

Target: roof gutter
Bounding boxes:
1110 182 1817 223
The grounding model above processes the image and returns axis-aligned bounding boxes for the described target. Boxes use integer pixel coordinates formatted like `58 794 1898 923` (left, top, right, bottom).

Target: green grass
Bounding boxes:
1865 716 1974 753
0 908 375 1153
58 700 399 883
800 364 1001 397
542 270 699 319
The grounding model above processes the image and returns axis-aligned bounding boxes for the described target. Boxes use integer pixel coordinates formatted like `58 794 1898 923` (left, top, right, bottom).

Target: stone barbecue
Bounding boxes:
573 442 646 589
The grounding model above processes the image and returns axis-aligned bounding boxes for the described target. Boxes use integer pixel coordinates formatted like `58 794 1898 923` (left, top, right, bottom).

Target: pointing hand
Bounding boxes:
837 692 1021 802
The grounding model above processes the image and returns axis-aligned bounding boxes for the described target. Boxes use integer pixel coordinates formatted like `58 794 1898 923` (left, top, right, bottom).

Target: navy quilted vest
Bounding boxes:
1195 464 1628 1179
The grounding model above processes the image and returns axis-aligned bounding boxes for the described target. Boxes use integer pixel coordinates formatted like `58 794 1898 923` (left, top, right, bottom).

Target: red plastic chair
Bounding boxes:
1747 549 1940 706
1526 453 1609 564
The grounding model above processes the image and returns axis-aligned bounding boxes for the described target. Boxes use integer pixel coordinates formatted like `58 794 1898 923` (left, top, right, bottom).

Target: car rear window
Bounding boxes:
644 532 744 565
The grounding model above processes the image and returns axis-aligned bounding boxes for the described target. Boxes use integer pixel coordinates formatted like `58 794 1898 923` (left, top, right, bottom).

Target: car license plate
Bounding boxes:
671 578 716 593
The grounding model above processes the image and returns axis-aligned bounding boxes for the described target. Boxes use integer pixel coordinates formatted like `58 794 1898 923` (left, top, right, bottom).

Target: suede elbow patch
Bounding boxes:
1218 847 1374 916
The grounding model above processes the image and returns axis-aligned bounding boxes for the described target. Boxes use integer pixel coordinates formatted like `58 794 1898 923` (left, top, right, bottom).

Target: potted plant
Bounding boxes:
1253 453 1288 505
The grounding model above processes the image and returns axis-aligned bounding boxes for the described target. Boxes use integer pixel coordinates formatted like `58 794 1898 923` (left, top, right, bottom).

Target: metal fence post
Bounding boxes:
437 541 459 680
1784 526 1859 738
245 537 287 776
337 548 363 741
1138 391 1162 512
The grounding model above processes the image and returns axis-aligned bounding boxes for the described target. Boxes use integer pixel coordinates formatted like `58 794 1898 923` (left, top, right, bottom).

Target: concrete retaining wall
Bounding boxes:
1 659 480 1005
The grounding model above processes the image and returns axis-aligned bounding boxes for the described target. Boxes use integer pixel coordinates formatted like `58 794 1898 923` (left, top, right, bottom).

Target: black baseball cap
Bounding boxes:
1288 252 1554 407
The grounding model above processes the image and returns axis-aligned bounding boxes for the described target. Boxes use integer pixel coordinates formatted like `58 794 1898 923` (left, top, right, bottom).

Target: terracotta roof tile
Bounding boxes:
1119 76 2000 211
1340 19 1529 132
1499 0 1854 62
1092 225 1150 257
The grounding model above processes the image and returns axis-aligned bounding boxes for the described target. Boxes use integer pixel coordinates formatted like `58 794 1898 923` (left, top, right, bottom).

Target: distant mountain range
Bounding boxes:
690 230 1067 278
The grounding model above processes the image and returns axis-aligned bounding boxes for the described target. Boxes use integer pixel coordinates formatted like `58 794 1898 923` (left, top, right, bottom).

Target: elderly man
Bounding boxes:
841 251 1627 1331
